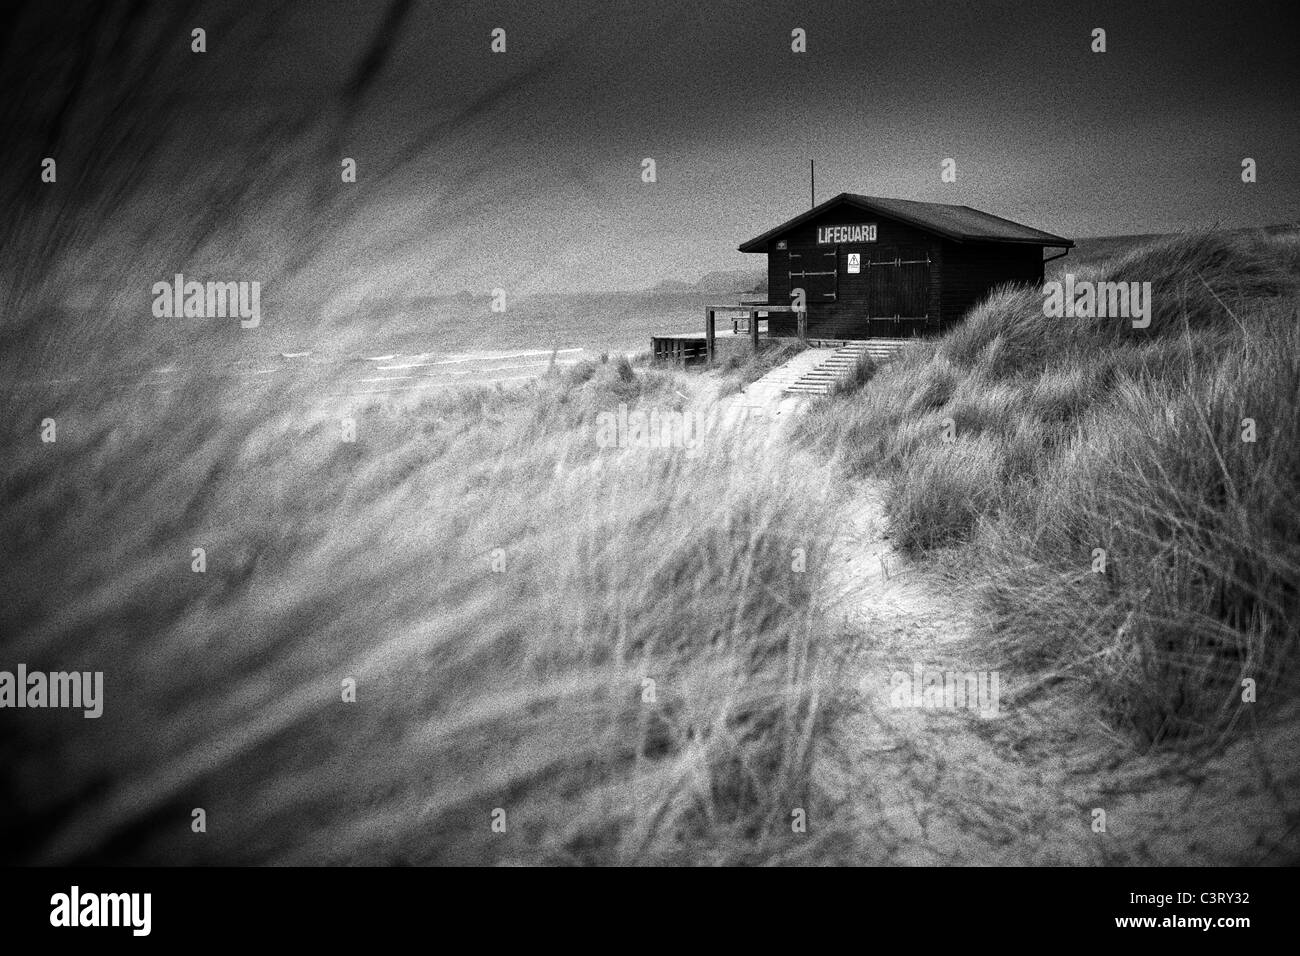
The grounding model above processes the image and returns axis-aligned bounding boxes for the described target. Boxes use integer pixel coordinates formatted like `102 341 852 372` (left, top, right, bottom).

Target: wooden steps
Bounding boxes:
782 339 910 396
729 337 917 405
736 347 836 406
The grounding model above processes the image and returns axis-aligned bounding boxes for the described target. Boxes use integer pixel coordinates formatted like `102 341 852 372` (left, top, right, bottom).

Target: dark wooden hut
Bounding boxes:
737 193 1073 339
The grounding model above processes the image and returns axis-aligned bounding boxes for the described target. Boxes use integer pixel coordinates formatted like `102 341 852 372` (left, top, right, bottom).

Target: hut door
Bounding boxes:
789 248 838 302
866 246 929 318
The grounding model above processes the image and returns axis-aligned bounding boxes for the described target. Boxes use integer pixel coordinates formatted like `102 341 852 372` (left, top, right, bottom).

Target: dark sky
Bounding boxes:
107 0 1300 293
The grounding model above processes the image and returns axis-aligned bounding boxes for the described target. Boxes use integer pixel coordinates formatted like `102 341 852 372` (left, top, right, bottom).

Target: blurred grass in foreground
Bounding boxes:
2 354 844 864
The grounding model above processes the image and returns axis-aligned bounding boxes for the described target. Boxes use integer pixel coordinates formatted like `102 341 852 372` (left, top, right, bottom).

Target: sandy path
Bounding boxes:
721 372 1297 865
813 493 1102 864
813 479 1300 865
704 363 1297 865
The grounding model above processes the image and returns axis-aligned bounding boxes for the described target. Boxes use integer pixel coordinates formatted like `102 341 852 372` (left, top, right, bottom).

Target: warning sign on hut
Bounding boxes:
847 253 861 273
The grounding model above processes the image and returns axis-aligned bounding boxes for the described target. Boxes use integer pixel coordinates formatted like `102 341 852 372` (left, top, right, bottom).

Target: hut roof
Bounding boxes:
738 193 1074 252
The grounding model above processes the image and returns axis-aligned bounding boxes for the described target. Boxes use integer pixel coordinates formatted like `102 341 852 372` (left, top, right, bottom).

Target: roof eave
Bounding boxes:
964 236 1076 248
737 192 855 252
737 192 1074 250
743 233 1075 252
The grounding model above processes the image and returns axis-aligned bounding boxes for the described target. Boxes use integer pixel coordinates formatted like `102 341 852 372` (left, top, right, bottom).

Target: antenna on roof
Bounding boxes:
810 159 815 209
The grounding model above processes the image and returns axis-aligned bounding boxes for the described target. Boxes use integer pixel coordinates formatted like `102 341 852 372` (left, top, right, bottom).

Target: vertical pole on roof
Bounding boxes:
810 159 815 209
